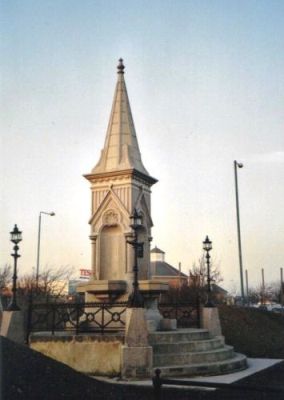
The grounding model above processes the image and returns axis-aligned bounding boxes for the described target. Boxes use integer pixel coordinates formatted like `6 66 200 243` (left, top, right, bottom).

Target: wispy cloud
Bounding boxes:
250 151 284 164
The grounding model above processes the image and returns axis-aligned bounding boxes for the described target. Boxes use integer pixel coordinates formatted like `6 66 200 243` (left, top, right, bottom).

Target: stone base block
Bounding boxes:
121 345 153 378
144 304 163 332
125 308 148 347
147 320 157 332
201 307 222 337
0 311 25 344
159 318 177 331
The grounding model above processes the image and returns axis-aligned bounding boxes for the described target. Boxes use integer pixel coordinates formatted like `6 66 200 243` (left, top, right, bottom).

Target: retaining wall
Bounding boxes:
30 333 124 376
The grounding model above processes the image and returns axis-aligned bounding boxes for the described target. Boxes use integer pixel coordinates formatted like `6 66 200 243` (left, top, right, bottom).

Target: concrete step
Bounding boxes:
149 328 211 345
152 337 224 354
153 352 247 377
153 345 234 366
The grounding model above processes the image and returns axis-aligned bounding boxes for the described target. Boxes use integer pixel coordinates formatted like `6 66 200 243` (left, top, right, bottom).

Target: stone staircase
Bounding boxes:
149 328 247 377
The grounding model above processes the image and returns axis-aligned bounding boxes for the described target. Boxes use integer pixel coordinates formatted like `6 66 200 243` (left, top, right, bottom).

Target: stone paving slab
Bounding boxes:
188 358 283 384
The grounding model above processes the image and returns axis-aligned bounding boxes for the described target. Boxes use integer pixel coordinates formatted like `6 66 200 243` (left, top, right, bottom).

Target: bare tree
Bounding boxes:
189 256 223 287
161 256 224 304
0 264 12 290
17 265 75 307
246 281 282 306
0 264 12 308
187 256 224 303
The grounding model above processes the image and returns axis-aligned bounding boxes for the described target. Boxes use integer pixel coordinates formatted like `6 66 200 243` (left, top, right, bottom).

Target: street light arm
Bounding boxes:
40 211 55 217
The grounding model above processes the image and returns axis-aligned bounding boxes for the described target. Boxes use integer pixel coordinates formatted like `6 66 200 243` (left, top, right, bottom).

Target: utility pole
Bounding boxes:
234 160 245 304
281 268 283 308
245 269 249 306
261 268 265 305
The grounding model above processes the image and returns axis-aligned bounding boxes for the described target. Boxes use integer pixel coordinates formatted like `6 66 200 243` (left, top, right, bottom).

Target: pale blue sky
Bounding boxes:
1 1 284 291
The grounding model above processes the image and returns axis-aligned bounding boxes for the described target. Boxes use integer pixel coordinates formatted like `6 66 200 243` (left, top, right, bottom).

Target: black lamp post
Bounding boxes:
7 225 22 311
203 235 214 307
127 209 144 308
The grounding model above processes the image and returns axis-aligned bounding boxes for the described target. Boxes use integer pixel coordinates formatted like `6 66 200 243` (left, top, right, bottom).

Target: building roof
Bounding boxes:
92 59 149 176
211 283 228 294
150 261 188 277
150 246 165 254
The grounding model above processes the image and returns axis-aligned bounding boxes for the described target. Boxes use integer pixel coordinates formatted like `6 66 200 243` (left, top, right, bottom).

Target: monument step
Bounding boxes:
149 328 211 344
152 337 224 354
153 345 234 366
153 352 247 377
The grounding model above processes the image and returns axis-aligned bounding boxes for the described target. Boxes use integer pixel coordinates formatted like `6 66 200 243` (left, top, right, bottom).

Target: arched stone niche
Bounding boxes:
99 224 125 280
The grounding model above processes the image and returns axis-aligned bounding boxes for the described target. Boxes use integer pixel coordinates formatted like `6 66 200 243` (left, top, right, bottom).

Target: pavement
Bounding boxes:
94 357 283 386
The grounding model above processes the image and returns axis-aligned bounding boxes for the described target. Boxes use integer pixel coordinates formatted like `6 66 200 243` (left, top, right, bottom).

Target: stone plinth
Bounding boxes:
159 318 177 331
201 306 222 337
121 308 153 378
0 311 25 344
121 345 153 378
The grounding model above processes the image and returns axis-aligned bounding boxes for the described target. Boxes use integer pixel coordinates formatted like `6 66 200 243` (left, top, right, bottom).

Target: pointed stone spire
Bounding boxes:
92 59 149 176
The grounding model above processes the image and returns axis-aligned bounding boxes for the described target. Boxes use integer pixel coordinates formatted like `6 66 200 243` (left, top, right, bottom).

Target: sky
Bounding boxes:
1 0 284 293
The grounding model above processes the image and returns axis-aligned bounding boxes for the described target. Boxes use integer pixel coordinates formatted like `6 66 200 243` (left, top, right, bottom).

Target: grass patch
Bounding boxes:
219 305 284 358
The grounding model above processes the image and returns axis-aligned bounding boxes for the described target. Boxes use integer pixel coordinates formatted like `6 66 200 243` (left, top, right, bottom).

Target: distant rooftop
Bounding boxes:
150 246 165 254
150 260 188 278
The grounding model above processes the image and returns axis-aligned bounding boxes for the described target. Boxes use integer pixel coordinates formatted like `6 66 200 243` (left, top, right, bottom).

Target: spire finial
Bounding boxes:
117 58 125 74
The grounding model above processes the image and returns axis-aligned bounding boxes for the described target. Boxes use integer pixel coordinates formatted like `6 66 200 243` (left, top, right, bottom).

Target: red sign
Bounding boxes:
79 269 92 279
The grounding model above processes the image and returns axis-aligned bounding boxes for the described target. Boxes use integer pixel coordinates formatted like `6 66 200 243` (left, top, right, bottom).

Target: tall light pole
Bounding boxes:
281 268 283 308
234 160 245 304
261 268 265 305
36 211 55 287
245 269 249 306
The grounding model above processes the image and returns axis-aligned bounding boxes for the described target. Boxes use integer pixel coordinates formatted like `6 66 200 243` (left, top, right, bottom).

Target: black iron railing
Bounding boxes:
27 301 128 337
27 300 201 339
158 302 200 328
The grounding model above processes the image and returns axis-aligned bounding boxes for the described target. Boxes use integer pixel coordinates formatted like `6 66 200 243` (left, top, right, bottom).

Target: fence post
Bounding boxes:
175 303 178 322
101 303 105 334
75 303 80 335
196 294 201 328
51 304 55 335
152 369 162 400
25 290 33 344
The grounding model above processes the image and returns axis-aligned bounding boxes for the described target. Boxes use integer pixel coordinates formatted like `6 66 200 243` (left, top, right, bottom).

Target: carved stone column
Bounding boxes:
89 234 98 280
125 232 134 292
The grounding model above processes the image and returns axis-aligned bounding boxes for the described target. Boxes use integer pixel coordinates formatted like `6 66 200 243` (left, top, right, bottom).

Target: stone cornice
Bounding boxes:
84 168 158 186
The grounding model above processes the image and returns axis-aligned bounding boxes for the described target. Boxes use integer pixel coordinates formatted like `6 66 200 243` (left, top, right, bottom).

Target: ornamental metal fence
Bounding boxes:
26 299 200 339
158 302 200 328
27 301 128 337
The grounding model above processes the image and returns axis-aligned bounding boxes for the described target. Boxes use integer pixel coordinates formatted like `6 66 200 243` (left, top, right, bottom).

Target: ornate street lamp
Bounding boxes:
203 235 214 307
36 211 55 288
127 209 144 308
7 225 22 311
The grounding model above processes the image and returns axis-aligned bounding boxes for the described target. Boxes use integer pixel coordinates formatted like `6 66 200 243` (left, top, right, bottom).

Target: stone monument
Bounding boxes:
28 60 247 379
77 59 168 328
